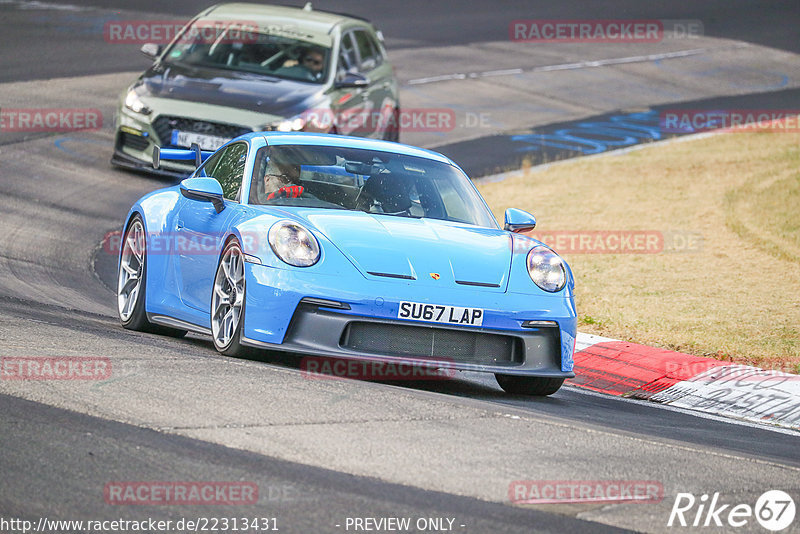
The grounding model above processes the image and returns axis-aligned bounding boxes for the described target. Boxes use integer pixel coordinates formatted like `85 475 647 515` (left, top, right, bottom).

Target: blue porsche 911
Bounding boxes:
117 132 576 395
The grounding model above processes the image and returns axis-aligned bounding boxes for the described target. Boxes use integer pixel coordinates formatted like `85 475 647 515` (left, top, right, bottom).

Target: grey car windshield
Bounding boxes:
248 145 498 228
164 22 331 83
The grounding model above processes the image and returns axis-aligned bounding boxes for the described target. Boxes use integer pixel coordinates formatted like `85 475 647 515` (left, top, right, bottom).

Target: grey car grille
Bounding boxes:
152 116 252 146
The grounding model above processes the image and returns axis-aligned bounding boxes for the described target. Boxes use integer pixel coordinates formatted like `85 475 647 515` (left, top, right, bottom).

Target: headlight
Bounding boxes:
124 90 151 115
273 108 333 133
276 116 306 132
526 245 566 292
268 220 320 267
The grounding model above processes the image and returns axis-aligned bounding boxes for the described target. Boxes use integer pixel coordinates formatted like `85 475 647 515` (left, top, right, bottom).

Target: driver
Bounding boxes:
299 47 326 79
278 46 326 82
262 155 304 202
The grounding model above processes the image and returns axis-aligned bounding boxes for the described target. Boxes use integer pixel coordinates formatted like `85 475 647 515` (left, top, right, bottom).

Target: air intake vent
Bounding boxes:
455 280 501 288
341 322 523 365
367 271 415 280
120 132 149 151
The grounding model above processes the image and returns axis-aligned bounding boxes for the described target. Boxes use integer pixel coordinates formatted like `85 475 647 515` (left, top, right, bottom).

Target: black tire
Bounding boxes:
117 215 187 337
383 108 400 142
211 239 249 357
495 374 565 396
117 215 149 331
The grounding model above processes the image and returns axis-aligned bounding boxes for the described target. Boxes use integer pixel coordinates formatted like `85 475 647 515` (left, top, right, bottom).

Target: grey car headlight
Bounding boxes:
268 220 320 267
272 107 334 133
124 89 151 115
276 116 306 132
526 245 566 292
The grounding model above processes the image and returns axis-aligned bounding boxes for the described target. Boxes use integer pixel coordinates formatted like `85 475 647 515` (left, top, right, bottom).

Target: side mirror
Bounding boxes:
180 177 225 213
140 43 162 60
335 72 370 89
504 208 536 233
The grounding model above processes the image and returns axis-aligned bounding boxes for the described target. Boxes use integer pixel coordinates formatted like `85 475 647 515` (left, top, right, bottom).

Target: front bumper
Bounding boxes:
111 146 191 179
112 101 261 177
113 107 197 177
241 263 576 377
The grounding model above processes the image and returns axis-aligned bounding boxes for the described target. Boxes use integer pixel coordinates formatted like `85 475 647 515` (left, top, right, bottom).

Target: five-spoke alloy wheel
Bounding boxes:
117 216 148 329
117 215 186 337
211 240 247 356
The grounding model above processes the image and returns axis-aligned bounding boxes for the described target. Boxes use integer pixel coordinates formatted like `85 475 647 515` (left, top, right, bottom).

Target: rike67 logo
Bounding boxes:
668 490 795 531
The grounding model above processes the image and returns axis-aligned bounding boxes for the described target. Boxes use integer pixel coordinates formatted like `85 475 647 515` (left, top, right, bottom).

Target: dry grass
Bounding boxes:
477 130 800 373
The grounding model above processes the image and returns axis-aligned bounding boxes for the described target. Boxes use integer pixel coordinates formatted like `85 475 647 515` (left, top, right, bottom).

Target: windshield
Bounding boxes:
163 21 331 84
248 145 498 228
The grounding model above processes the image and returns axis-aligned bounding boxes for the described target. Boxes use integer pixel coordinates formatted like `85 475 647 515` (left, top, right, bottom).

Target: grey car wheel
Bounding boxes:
117 217 148 330
211 240 248 356
117 215 186 337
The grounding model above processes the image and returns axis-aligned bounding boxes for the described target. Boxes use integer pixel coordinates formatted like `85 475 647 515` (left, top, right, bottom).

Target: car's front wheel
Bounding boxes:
383 108 400 142
384 109 400 143
495 374 565 396
211 239 248 356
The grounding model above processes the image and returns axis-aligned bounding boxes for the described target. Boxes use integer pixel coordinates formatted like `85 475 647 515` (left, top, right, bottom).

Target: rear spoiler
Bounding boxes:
152 144 214 170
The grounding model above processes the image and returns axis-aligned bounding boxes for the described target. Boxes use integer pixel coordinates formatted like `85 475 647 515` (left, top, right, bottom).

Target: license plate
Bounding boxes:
398 301 484 326
171 130 230 151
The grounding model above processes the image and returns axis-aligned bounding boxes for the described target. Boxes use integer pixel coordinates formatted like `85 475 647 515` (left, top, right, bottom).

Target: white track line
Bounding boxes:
564 385 800 437
407 47 739 85
0 0 88 10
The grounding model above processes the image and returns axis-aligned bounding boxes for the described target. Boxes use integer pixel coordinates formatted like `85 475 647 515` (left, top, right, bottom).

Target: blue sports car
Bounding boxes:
117 132 576 395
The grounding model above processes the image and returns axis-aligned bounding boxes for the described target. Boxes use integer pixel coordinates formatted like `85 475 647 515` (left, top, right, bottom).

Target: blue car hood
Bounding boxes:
298 210 512 291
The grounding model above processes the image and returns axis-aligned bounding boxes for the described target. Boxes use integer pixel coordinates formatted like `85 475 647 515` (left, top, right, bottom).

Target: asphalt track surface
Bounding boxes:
2 0 799 83
1 1 799 533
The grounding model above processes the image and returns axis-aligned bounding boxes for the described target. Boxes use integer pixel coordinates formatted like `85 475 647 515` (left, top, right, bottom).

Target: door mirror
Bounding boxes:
140 43 162 60
335 72 369 88
504 208 536 233
180 177 225 213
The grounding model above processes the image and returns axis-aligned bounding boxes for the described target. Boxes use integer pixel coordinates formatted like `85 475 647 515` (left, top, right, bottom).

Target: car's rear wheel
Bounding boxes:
495 374 565 396
118 216 149 330
117 215 186 337
211 239 248 356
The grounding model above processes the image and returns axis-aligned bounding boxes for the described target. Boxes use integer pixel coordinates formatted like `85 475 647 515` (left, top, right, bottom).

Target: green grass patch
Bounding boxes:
478 129 800 372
